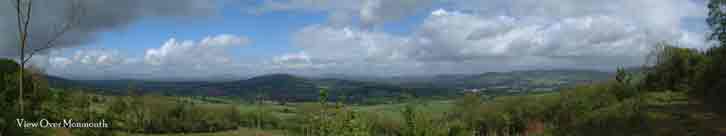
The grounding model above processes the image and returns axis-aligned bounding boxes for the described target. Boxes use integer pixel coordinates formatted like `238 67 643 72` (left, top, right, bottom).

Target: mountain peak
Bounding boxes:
248 73 299 80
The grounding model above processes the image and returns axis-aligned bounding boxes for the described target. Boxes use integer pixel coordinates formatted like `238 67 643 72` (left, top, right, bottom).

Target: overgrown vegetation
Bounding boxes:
1 1 725 135
1 60 242 135
107 95 241 133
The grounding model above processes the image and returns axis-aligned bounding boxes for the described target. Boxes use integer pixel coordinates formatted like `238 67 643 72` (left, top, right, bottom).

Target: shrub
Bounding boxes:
108 95 241 133
399 103 449 136
240 106 282 129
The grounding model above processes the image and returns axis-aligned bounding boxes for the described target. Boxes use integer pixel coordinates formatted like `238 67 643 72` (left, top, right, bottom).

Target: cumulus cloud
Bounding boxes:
415 10 653 59
0 0 217 58
272 52 313 68
49 57 72 68
451 0 706 36
43 49 131 79
45 34 253 80
407 3 709 66
276 3 709 76
144 34 250 67
291 25 412 61
34 49 125 70
73 49 125 66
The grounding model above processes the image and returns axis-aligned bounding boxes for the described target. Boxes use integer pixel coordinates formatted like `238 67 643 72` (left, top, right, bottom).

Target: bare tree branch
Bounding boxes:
22 0 31 46
14 0 27 116
23 0 83 64
23 23 73 64
15 0 23 49
19 0 32 65
13 0 24 23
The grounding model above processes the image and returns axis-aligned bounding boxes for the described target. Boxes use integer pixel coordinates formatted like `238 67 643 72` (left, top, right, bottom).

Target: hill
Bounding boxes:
351 69 612 93
46 70 611 102
197 74 456 102
48 74 454 103
435 69 610 88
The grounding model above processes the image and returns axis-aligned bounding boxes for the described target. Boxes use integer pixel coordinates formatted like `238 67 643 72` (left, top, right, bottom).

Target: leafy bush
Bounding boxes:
551 84 650 136
240 106 282 129
399 103 449 136
641 42 726 113
296 89 376 136
643 43 707 92
441 76 650 136
108 95 241 133
0 59 55 136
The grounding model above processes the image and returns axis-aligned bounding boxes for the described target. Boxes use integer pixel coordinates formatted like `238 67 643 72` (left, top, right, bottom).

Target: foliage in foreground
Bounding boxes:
642 43 726 113
107 95 241 133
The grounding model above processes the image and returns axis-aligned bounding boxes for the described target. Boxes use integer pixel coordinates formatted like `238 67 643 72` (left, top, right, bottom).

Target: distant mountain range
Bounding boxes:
405 69 612 89
46 69 613 102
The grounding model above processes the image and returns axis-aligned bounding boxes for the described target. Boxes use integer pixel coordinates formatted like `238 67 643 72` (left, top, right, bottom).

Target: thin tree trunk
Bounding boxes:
18 62 23 115
15 0 25 116
16 0 32 116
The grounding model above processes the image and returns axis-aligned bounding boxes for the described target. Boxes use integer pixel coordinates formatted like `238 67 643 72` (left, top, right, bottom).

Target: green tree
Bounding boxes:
704 0 726 112
708 0 726 45
643 43 706 92
0 60 52 135
614 68 639 101
399 102 449 136
301 87 375 136
452 92 484 135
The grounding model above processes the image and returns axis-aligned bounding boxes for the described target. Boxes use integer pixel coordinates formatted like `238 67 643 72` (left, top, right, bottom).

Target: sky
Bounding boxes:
0 0 715 80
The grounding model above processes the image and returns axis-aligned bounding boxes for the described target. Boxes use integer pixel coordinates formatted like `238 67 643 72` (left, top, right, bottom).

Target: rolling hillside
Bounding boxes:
426 69 612 88
353 69 613 93
46 70 612 102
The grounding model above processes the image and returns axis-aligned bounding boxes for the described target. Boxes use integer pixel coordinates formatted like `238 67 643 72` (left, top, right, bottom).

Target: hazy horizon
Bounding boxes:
47 68 615 81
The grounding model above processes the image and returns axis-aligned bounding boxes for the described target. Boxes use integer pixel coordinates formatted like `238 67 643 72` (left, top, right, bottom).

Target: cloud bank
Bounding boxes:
270 1 709 76
46 34 253 80
12 0 714 80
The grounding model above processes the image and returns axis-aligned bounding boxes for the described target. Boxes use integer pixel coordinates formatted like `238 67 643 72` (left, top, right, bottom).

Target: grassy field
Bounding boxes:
60 90 726 136
236 100 455 121
353 100 453 119
119 128 287 136
646 92 726 136
644 91 726 135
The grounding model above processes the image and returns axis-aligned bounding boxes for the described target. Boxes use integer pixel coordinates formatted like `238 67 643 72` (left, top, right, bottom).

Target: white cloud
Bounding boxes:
43 34 254 80
412 10 521 60
276 4 709 75
291 25 412 62
42 49 132 79
451 0 706 34
272 52 312 67
199 34 251 47
144 34 250 67
49 57 72 68
415 9 664 59
73 49 125 66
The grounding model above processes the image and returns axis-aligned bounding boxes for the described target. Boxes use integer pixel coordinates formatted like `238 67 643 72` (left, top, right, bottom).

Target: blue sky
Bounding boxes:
0 0 714 80
82 1 429 61
85 6 329 59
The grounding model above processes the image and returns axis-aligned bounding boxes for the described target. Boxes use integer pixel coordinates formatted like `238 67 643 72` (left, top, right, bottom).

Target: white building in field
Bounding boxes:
464 88 483 93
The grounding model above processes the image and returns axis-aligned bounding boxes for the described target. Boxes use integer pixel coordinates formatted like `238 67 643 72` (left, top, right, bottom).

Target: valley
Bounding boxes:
46 70 612 104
